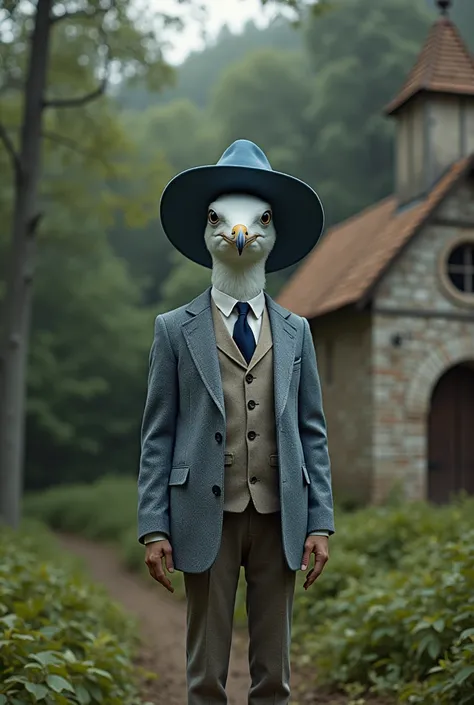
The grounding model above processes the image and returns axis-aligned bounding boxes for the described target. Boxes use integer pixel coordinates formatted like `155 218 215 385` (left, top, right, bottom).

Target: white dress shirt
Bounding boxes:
210 286 265 344
143 287 329 544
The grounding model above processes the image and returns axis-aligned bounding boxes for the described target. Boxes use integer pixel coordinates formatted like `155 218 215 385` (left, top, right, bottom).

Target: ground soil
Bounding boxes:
58 534 390 705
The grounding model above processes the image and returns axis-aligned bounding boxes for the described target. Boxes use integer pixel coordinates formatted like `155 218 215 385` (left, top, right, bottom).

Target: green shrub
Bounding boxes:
0 525 152 704
296 531 474 703
330 497 473 569
24 476 137 542
25 477 474 703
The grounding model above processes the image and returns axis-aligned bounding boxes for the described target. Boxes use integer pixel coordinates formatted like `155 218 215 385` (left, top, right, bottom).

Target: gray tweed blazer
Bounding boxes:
137 287 334 573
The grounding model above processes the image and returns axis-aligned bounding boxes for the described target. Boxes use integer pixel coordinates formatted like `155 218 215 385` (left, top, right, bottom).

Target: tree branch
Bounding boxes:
43 22 110 110
43 77 108 109
0 121 21 177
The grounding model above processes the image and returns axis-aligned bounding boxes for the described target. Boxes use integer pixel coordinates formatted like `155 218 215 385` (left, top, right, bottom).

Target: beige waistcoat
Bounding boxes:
211 298 280 514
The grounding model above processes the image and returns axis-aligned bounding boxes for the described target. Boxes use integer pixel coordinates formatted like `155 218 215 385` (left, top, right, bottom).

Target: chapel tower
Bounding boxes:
385 0 474 204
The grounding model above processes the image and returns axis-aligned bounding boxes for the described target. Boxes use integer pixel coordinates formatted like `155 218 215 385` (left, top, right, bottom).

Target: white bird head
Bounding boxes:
204 194 276 300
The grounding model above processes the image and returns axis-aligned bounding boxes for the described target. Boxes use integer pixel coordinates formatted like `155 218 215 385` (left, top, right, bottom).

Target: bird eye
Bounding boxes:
260 210 272 225
208 209 220 225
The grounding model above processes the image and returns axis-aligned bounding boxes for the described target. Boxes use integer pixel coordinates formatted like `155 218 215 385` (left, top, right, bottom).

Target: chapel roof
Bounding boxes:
385 13 474 115
277 156 473 318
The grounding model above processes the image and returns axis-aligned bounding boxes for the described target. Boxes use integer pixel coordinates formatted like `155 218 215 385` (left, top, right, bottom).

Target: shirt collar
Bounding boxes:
211 286 265 319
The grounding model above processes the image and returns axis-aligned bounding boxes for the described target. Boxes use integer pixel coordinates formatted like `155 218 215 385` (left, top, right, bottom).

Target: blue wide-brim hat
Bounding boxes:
160 139 325 273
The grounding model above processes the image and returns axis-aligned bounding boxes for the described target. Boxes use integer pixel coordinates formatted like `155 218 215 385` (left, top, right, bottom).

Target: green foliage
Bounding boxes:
290 498 474 702
0 524 152 704
400 624 474 704
209 48 312 175
25 238 154 489
123 99 214 174
25 480 474 701
4 0 474 505
118 19 303 111
0 0 179 492
157 251 211 312
301 0 433 221
307 533 474 702
24 476 140 540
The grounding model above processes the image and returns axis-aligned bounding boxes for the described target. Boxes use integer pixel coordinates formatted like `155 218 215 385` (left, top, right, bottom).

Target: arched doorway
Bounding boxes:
428 363 474 503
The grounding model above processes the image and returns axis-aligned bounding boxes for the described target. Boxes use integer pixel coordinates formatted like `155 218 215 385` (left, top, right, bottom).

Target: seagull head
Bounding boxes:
204 194 276 269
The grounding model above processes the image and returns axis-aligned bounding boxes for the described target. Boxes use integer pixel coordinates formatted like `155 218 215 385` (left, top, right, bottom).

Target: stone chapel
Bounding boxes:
278 1 474 505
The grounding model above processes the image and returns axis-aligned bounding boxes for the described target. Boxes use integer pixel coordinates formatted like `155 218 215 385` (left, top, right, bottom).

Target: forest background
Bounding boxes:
2 0 473 493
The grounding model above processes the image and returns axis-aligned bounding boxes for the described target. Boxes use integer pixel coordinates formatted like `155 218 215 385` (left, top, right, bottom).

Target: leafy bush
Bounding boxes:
293 523 474 703
24 476 137 542
0 523 152 704
398 626 474 704
25 478 474 702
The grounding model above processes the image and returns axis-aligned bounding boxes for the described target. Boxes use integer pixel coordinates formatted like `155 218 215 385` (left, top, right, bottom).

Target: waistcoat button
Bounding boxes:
247 431 257 441
249 476 258 484
245 373 254 384
247 400 256 410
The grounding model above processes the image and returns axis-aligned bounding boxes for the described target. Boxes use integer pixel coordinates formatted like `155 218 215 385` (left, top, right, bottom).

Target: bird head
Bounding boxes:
204 194 276 269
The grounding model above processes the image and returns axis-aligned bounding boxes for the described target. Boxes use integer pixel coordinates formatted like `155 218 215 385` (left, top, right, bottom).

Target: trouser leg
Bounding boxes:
244 505 296 705
184 510 245 705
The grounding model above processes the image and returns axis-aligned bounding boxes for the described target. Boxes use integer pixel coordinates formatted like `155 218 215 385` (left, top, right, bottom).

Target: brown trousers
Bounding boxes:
184 501 296 704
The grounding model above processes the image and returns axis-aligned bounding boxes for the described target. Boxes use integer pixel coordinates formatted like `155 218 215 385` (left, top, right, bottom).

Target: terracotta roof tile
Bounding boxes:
277 158 472 318
385 17 474 114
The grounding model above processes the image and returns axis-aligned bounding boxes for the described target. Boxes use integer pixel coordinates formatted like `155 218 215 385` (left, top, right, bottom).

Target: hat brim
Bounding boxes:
160 164 325 273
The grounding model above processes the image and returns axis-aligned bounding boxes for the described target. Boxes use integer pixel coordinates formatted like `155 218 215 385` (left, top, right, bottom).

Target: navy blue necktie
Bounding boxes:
233 302 256 364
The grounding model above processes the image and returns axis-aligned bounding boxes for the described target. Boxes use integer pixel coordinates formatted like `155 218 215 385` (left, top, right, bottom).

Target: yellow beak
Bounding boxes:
220 224 261 256
232 224 248 255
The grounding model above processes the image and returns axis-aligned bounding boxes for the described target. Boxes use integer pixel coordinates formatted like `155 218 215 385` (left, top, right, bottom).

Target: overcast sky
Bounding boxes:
159 0 290 64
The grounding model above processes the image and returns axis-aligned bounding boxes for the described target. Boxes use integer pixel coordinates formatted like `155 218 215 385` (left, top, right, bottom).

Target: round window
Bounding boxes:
446 242 474 295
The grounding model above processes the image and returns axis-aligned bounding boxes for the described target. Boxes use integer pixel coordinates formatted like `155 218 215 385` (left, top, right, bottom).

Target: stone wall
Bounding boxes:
371 179 474 502
371 314 474 502
310 309 373 505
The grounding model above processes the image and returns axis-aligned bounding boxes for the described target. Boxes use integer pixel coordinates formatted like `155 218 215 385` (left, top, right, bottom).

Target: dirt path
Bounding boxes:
58 534 388 705
58 534 252 704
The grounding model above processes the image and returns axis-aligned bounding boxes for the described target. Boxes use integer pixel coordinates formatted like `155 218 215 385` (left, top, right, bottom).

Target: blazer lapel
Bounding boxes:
182 288 225 419
247 305 272 372
265 294 297 424
211 298 248 370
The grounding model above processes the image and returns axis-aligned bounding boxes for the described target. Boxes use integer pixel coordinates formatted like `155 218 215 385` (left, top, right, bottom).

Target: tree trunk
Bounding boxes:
0 0 52 528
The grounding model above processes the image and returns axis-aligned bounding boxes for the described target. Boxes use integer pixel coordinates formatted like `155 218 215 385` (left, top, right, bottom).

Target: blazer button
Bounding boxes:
212 485 221 497
245 373 254 384
249 476 258 484
247 431 257 441
247 400 256 410
215 432 223 443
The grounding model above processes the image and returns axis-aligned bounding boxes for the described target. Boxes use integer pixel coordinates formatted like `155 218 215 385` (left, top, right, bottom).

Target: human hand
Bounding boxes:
301 535 329 590
145 539 175 593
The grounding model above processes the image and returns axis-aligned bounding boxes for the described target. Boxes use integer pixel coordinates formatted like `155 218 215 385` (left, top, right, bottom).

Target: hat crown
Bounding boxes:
160 138 324 273
217 140 272 172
